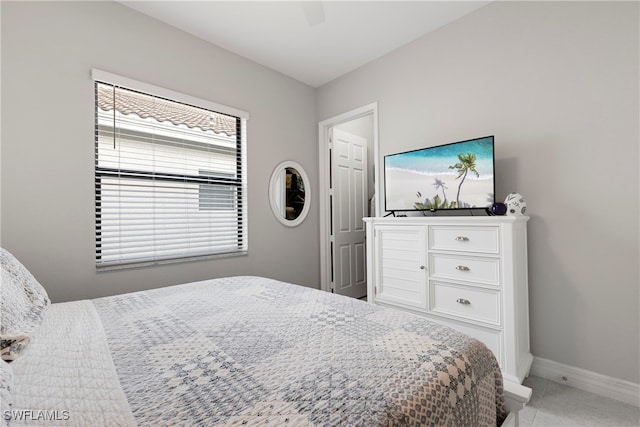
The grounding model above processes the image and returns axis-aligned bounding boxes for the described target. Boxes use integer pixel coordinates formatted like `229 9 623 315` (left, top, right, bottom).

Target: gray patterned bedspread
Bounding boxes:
92 276 506 426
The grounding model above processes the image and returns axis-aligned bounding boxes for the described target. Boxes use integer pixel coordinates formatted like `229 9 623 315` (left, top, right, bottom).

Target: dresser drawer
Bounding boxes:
430 281 501 325
429 226 499 254
429 253 500 286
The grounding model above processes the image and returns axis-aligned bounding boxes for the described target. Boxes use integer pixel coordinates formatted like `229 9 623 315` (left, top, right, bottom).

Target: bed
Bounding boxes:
1 248 508 426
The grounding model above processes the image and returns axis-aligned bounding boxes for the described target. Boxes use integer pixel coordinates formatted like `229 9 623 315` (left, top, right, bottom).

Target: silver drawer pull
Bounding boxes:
456 265 470 271
456 298 471 305
455 236 469 242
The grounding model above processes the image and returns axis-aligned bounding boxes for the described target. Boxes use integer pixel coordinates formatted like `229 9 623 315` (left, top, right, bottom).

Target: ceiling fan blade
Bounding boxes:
302 1 326 26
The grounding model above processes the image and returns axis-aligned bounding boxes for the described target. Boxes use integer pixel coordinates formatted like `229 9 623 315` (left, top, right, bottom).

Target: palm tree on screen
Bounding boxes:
433 178 448 202
449 153 479 207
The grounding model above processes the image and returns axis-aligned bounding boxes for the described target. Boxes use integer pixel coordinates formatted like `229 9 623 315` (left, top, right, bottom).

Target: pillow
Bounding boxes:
0 361 12 426
0 248 50 361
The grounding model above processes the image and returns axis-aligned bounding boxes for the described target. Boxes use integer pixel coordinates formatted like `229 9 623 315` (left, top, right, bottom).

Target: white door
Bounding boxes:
331 129 368 298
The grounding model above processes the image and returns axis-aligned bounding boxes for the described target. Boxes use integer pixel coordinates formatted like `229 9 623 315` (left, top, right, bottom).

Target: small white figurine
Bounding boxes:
505 193 526 216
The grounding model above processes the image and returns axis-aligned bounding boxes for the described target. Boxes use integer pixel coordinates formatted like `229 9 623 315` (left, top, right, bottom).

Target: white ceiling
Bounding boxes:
118 1 491 88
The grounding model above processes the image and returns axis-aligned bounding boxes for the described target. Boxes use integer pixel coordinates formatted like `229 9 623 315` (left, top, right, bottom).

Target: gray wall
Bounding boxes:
318 1 639 383
1 1 319 301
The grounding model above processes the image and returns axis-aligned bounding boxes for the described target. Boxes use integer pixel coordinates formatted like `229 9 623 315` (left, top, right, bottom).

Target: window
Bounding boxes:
93 70 248 269
198 170 236 211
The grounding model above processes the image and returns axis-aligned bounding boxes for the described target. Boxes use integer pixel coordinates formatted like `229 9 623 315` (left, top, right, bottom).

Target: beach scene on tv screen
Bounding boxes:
385 137 494 211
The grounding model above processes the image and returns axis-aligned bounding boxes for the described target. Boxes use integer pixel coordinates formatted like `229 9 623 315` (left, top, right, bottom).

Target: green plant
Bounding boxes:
414 192 457 213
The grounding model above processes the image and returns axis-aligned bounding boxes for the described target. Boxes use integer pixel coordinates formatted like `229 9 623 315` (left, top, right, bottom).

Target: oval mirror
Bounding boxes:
269 161 310 227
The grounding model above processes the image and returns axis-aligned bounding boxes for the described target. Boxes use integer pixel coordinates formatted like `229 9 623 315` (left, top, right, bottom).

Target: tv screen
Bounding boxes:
384 136 495 212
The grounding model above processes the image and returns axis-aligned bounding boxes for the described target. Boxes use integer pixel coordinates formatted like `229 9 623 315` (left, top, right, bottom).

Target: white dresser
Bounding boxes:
364 216 532 386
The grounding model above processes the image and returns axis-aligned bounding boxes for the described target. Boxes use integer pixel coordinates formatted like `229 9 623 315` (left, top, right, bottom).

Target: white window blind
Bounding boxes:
93 71 248 269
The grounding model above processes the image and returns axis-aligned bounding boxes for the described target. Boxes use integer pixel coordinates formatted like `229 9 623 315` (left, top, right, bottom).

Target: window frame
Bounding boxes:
92 69 249 270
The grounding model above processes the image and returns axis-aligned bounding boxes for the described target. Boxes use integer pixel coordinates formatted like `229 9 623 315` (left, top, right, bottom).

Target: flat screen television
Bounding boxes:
384 135 495 213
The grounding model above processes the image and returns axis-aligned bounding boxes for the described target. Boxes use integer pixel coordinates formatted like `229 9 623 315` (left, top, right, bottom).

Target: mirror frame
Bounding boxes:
268 161 311 227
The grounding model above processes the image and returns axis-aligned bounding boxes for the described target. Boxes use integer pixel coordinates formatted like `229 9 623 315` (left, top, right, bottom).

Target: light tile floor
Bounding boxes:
520 376 639 426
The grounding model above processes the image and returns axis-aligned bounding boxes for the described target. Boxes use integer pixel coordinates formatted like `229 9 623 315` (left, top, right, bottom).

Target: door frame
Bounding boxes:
318 103 380 293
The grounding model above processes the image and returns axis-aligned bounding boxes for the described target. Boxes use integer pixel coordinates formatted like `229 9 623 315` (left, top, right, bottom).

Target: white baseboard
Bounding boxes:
530 356 640 407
